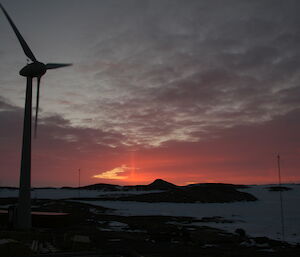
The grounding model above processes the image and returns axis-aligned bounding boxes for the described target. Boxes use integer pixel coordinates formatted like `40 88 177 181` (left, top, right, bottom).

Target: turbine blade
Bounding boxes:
0 3 37 62
34 77 41 138
46 63 72 70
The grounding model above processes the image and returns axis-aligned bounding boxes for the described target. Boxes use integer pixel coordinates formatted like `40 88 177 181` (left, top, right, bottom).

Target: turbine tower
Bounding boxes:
0 3 71 229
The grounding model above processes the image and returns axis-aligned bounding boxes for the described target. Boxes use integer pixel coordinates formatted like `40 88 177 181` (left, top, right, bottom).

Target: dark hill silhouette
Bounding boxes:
123 179 178 191
61 183 121 191
1 180 250 192
0 180 257 203
59 179 177 192
184 183 249 189
79 183 121 191
267 186 292 192
0 179 257 203
99 186 256 203
148 179 178 190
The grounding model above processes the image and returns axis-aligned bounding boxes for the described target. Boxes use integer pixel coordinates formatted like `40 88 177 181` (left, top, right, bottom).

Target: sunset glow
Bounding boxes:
0 0 299 187
93 165 129 180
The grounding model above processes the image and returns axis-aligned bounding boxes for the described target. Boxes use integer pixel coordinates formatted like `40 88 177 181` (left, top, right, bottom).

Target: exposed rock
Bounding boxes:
78 183 121 191
99 183 257 203
123 179 178 191
184 183 250 189
267 186 292 192
148 179 178 190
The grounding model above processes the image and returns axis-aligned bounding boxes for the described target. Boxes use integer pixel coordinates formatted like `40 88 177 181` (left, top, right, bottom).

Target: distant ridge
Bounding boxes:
148 179 178 190
58 179 178 192
0 179 252 191
184 183 249 189
76 183 121 191
123 179 178 191
0 179 257 203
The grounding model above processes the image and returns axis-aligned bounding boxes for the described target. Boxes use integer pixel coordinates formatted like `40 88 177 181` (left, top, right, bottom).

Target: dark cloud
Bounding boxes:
73 0 299 146
1 1 299 185
0 95 299 186
0 97 128 186
138 108 300 184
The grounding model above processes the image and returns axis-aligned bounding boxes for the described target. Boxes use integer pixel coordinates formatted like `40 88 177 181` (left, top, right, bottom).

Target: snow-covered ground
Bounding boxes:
0 185 299 244
77 185 300 244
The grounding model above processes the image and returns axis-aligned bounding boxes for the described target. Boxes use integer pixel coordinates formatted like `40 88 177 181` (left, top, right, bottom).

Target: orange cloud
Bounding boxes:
93 165 129 180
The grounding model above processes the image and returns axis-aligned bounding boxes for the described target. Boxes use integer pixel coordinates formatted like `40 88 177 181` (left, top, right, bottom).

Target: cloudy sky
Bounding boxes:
0 0 299 186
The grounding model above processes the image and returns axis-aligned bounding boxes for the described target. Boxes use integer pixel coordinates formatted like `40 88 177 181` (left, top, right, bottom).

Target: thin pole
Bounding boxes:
78 168 81 198
277 154 285 241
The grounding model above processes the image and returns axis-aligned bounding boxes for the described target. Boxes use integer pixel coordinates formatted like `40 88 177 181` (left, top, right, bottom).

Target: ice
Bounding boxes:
1 184 299 244
77 185 300 244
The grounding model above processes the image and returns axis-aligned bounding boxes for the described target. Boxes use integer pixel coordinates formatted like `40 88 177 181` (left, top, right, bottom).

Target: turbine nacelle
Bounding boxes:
19 62 72 78
19 62 47 78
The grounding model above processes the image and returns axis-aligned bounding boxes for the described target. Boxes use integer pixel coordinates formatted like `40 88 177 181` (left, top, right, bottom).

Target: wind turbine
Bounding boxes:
0 3 71 229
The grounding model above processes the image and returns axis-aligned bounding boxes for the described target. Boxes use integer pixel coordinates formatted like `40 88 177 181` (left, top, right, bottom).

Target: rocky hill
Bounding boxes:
97 182 257 203
78 183 121 191
123 179 178 191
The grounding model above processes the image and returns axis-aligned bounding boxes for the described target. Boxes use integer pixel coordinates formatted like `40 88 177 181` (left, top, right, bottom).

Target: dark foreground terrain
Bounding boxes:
66 180 257 203
0 198 299 257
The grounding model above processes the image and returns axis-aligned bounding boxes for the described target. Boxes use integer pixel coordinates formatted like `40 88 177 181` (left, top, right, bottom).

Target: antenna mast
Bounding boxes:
277 154 285 241
78 168 81 198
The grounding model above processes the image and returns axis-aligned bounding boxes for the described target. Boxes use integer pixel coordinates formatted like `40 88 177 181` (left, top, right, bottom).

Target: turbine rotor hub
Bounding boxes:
19 62 47 78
